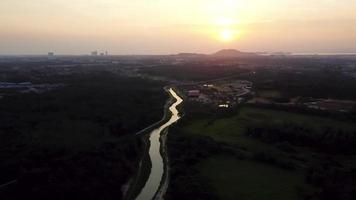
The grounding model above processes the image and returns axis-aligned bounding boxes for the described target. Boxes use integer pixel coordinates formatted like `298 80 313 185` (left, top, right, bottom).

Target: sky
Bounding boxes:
1 0 356 55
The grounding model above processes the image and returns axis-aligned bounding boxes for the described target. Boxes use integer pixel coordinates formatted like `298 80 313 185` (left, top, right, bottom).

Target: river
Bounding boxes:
135 88 183 200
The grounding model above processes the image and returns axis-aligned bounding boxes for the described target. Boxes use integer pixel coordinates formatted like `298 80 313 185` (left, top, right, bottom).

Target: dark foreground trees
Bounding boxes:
0 73 166 200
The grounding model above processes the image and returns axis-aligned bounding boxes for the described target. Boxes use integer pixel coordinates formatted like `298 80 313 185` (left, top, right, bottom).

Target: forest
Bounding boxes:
0 72 167 200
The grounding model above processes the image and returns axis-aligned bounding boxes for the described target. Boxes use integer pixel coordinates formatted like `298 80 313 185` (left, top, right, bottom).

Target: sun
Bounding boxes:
219 29 237 42
213 17 241 43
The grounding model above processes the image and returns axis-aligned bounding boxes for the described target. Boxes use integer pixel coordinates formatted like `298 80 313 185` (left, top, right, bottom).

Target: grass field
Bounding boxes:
180 106 356 164
174 106 356 199
199 155 305 200
182 106 356 148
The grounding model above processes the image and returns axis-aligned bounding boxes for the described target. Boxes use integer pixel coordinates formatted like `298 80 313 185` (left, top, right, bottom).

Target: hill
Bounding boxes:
213 49 257 57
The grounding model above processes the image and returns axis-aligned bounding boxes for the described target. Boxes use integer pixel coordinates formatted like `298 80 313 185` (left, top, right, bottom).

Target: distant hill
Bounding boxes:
171 49 259 58
213 49 257 57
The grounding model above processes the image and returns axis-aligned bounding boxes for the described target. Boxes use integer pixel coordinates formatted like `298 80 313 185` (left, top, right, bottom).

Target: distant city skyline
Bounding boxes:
1 0 356 55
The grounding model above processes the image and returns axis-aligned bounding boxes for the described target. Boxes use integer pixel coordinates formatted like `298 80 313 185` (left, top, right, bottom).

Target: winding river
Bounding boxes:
135 88 183 200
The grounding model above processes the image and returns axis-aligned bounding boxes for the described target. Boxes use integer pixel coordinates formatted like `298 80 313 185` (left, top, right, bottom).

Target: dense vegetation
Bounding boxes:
248 67 356 100
139 64 248 81
166 127 221 200
0 72 167 200
166 101 356 200
246 122 356 154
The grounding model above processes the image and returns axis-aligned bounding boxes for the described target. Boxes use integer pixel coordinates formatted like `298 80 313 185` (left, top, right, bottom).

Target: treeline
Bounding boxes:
246 122 356 154
245 118 356 199
0 73 167 200
250 67 356 100
0 73 167 137
139 64 248 81
1 137 143 200
248 103 356 121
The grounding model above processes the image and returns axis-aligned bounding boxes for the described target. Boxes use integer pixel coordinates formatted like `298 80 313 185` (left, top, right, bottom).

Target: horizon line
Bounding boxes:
2 52 356 57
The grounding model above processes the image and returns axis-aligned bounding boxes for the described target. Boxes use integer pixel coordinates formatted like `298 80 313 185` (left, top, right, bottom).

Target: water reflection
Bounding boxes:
135 88 183 200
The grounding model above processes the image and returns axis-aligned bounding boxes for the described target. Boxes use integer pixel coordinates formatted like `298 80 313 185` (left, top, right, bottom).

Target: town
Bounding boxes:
182 80 253 108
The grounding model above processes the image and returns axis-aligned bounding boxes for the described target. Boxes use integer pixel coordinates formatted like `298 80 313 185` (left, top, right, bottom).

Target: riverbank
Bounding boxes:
124 87 184 200
154 86 186 200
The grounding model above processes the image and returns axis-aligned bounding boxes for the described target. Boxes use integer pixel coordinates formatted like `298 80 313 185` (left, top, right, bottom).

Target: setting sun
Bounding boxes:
219 29 234 42
217 29 240 42
212 15 241 43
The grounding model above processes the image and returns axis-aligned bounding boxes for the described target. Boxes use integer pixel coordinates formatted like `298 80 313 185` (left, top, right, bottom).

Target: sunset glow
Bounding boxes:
0 0 356 54
218 29 237 42
219 30 234 42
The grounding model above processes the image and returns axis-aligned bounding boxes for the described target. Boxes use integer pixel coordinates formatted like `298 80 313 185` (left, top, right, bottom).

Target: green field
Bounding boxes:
171 106 356 199
182 106 356 149
199 156 305 200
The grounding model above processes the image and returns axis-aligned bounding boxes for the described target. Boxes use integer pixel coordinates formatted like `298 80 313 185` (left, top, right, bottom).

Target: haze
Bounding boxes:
1 0 356 54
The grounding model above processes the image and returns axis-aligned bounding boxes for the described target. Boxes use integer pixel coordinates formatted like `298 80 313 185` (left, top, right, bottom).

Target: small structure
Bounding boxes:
91 51 98 56
188 90 200 98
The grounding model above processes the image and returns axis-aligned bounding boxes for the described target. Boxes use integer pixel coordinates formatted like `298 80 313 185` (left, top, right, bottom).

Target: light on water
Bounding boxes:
135 88 183 200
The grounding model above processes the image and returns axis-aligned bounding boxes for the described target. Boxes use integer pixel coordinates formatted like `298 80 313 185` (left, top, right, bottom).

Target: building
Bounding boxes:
91 51 98 56
48 52 54 57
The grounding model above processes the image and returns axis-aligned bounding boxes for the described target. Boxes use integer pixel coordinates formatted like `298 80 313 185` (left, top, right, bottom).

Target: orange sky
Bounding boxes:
1 0 356 54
